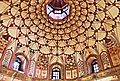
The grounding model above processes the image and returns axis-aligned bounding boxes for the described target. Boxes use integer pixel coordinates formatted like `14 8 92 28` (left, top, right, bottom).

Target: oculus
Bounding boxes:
46 4 70 20
46 0 70 24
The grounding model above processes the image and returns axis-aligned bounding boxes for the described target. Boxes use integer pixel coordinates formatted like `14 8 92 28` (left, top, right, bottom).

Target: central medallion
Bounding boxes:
46 0 70 25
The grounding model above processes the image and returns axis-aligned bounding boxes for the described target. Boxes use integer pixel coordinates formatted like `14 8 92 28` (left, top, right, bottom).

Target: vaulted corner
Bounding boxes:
0 0 120 81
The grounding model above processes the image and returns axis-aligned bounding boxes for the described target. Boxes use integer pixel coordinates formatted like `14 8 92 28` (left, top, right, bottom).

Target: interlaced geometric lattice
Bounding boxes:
101 51 111 69
2 49 13 67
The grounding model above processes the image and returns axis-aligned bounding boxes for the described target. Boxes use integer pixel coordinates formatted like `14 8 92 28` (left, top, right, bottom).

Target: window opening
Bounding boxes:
91 60 99 73
13 57 22 71
52 67 61 80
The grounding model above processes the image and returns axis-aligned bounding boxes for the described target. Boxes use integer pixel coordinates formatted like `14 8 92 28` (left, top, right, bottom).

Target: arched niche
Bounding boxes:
49 63 64 80
100 51 111 69
2 49 13 67
86 55 99 74
11 52 28 73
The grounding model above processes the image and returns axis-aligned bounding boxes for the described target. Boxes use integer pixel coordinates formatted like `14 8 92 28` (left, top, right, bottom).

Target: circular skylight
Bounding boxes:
46 4 70 20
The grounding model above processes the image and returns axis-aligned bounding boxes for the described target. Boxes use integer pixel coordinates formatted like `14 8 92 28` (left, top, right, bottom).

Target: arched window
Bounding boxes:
13 57 22 71
12 54 27 72
52 67 61 80
91 60 99 73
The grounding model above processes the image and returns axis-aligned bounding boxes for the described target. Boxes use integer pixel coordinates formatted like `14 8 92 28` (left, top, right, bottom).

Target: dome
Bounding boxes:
0 0 120 80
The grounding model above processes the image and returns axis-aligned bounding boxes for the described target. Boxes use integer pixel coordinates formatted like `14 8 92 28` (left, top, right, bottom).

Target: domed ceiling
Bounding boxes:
0 0 120 69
